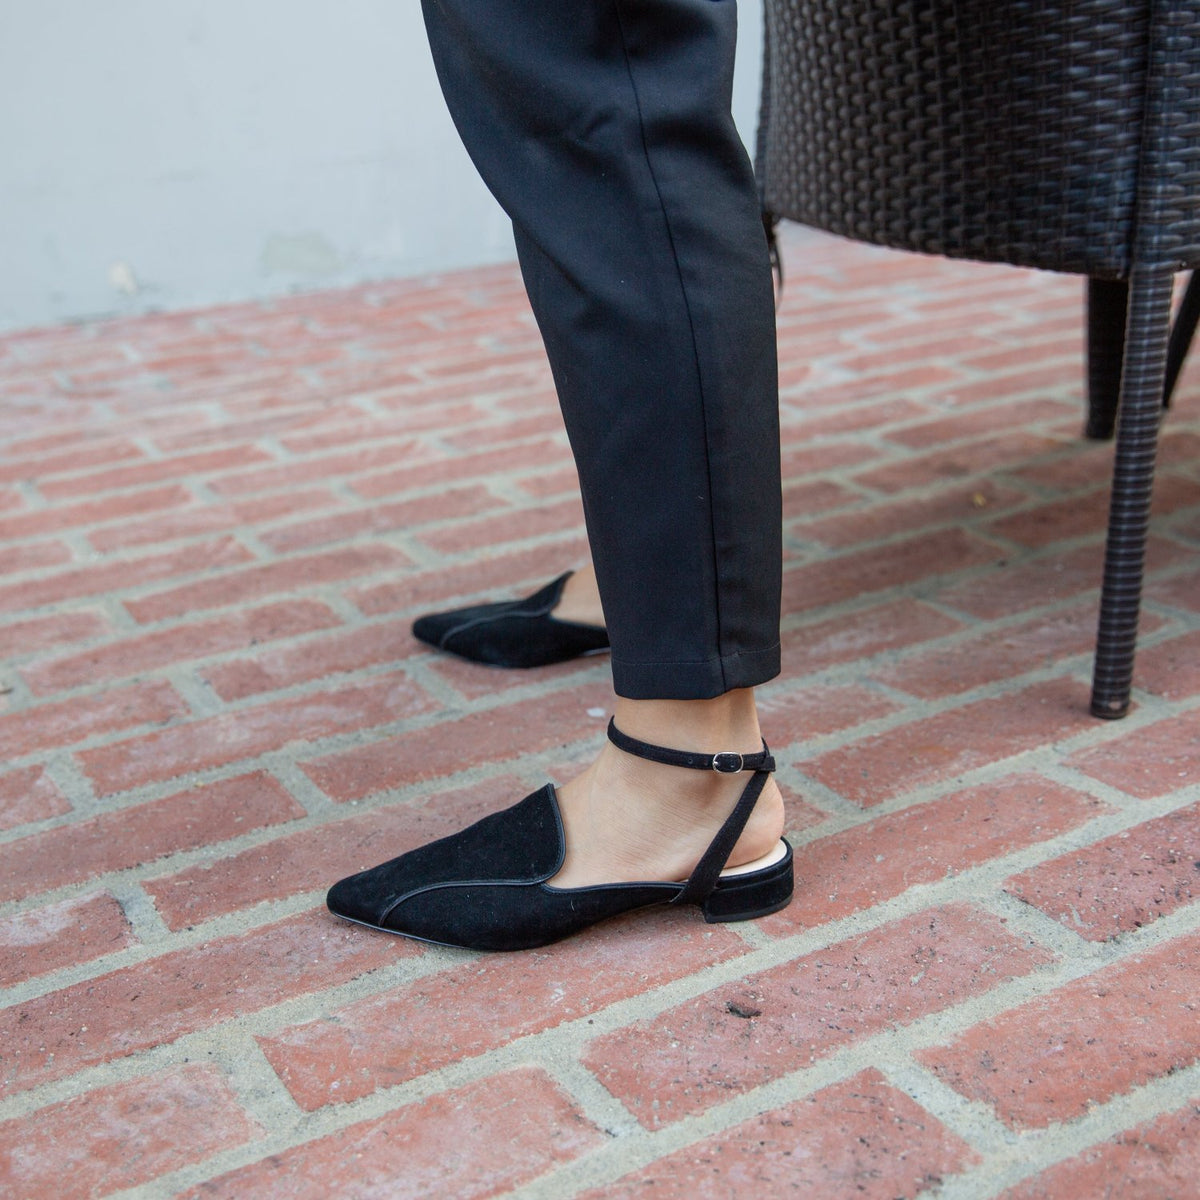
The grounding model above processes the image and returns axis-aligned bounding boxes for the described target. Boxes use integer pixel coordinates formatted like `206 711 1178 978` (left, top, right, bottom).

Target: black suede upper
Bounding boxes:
326 784 690 951
411 573 610 668
327 779 794 952
326 785 563 926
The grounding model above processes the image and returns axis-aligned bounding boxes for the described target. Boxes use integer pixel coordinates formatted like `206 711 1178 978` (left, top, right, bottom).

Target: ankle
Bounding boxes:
552 564 606 626
612 689 765 757
553 747 783 887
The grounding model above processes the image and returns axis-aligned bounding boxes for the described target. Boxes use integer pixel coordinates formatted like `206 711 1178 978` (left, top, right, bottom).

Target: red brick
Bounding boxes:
0 1066 261 1200
584 904 1052 1129
259 485 496 554
277 405 485 453
146 402 349 450
763 774 1105 936
829 361 972 397
885 395 1078 451
0 611 109 662
0 772 304 904
124 544 408 623
137 407 321 452
0 536 254 615
0 679 187 764
0 891 135 986
961 328 1083 369
1008 441 1120 492
203 618 419 701
1173 508 1200 544
300 680 613 802
780 439 879 479
228 487 344 523
262 912 748 1111
351 539 590 617
997 1100 1200 1200
776 363 846 401
86 486 339 551
206 440 435 498
0 765 70 832
372 367 539 410
985 476 1200 548
145 776 520 930
870 603 1104 698
781 529 1001 616
1157 429 1200 468
426 644 604 701
421 344 545 381
1148 566 1200 614
0 910 406 1098
852 431 1067 494
802 679 1092 807
181 1068 599 1200
84 491 330 553
418 496 586 557
780 599 965 679
792 481 1027 550
1005 802 1200 940
840 329 1008 372
1069 709 1200 799
0 483 192 541
758 683 900 743
352 436 572 500
79 674 436 796
516 463 583 499
442 409 567 451
934 536 1191 620
38 445 274 499
780 477 861 520
0 539 73 574
22 600 340 695
1135 631 1200 701
0 438 146 484
917 928 1200 1129
578 1070 978 1200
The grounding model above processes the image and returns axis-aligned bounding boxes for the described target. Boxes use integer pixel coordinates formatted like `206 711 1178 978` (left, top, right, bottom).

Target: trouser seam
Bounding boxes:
611 0 728 692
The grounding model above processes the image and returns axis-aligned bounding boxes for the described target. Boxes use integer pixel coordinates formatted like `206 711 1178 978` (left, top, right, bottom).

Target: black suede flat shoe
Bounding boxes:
411 572 610 668
326 718 793 952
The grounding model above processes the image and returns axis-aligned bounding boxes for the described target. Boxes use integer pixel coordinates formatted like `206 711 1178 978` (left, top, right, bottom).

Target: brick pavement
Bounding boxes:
0 227 1198 1199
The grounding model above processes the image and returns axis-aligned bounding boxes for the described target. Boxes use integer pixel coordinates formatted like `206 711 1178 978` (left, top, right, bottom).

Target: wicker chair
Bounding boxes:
756 0 1200 718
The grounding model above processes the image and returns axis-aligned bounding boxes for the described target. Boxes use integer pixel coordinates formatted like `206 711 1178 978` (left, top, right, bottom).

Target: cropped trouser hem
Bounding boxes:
612 641 781 701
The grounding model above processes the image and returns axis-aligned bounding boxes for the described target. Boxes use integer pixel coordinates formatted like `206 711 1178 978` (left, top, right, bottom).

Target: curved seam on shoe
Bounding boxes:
378 784 571 927
378 872 557 928
439 607 607 650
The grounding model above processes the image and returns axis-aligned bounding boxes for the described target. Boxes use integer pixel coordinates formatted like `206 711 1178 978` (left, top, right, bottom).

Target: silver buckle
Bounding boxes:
712 751 744 774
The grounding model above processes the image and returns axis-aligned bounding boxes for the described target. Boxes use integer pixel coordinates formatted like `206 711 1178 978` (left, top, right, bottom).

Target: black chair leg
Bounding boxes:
1091 267 1175 719
1086 277 1129 440
1164 271 1200 407
1087 272 1196 439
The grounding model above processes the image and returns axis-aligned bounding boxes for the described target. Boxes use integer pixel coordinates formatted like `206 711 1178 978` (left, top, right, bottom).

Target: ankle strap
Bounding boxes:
607 718 776 908
607 718 775 774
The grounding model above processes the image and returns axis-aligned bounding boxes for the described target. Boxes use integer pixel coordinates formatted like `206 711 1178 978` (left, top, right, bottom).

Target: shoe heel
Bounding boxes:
701 840 793 923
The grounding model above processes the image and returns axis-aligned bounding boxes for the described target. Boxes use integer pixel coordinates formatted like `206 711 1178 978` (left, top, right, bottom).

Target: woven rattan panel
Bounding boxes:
759 0 1200 277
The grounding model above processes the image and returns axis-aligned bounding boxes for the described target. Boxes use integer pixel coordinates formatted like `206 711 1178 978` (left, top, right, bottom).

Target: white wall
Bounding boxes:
0 1 764 331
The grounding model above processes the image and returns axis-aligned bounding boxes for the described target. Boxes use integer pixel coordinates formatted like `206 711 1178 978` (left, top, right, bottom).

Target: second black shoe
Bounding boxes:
411 572 610 668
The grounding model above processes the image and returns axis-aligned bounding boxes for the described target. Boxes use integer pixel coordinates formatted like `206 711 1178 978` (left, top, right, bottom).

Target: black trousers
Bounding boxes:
421 0 782 699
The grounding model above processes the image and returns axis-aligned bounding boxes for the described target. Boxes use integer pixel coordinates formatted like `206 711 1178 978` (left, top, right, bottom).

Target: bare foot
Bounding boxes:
552 563 606 628
549 691 785 888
